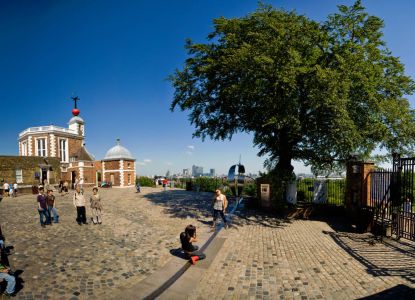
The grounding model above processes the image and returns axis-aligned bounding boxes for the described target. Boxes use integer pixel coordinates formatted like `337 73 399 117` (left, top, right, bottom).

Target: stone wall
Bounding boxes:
0 156 61 187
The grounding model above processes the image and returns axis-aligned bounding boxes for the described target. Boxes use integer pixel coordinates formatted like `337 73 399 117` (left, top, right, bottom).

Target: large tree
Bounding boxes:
170 1 415 180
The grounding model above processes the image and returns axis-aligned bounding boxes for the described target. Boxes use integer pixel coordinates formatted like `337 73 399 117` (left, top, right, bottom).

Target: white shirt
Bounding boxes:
3 183 9 190
13 183 17 189
213 194 226 210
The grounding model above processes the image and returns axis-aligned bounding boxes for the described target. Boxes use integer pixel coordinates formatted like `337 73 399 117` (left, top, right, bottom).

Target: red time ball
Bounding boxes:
72 108 80 116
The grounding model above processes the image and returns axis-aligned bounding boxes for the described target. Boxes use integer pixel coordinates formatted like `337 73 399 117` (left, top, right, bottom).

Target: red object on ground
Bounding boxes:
72 108 80 116
190 256 199 264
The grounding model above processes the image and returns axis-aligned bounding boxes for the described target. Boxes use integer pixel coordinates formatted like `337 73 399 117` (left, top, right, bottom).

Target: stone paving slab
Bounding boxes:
188 206 415 300
0 187 217 299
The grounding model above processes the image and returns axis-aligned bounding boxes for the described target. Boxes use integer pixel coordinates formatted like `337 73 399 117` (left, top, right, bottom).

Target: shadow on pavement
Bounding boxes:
357 284 415 299
144 190 215 221
324 227 415 284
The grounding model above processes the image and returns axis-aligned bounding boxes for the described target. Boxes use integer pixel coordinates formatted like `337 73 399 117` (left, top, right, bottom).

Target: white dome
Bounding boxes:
103 139 134 161
69 116 84 125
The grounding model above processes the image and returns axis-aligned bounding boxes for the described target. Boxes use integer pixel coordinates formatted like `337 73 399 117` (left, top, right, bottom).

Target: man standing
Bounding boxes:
73 186 87 225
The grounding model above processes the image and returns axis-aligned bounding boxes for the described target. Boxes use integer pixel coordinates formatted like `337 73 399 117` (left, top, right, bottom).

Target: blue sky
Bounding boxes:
1 0 414 176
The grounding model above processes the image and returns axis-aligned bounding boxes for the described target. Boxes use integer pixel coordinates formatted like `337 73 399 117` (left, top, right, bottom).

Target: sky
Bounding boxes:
1 0 415 176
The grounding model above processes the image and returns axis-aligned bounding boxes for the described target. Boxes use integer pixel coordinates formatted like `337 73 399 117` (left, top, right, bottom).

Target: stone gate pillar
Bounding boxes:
345 160 375 209
345 160 375 232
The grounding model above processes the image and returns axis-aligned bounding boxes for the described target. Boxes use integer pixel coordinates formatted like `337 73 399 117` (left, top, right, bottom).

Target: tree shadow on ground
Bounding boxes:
357 284 415 299
322 217 415 284
144 190 215 222
229 202 291 229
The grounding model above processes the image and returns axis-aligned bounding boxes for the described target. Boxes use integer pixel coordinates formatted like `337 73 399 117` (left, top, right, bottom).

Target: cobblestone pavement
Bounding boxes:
0 187 215 300
189 207 415 300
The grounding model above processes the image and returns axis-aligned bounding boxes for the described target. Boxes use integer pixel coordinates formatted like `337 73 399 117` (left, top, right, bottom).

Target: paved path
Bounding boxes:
188 206 415 299
0 187 215 300
2 189 415 299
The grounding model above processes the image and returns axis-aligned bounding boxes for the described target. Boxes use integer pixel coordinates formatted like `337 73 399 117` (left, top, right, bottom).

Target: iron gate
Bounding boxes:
370 155 415 241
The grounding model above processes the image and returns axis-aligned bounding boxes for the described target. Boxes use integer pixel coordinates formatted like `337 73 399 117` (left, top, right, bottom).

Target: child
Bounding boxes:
37 187 49 227
47 190 59 223
180 225 206 264
90 187 102 224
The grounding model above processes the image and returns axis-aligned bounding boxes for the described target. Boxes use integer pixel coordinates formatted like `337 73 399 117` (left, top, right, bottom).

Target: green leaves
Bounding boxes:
170 1 415 174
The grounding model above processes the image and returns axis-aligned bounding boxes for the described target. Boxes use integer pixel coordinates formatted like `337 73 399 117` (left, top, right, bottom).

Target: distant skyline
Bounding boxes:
2 0 415 176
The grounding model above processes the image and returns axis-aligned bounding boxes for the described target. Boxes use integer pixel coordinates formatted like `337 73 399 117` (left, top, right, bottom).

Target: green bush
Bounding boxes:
136 176 156 187
243 182 257 197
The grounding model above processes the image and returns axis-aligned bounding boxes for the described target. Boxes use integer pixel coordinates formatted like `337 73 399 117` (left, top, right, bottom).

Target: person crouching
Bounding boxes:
180 225 206 264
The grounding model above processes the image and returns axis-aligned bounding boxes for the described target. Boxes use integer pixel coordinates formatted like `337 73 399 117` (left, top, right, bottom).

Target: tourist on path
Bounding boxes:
8 184 13 198
63 181 69 194
211 189 228 228
136 182 141 193
180 224 206 264
37 187 49 227
0 260 15 296
162 178 168 191
73 186 87 225
90 187 102 224
3 182 9 197
79 177 84 194
47 190 59 223
13 183 18 197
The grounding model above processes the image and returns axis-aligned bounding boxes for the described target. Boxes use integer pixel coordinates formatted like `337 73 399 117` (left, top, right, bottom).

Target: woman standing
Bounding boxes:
212 189 228 228
90 187 102 224
73 186 87 225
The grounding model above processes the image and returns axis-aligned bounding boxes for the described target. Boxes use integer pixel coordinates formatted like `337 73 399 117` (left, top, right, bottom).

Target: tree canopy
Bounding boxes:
170 1 415 176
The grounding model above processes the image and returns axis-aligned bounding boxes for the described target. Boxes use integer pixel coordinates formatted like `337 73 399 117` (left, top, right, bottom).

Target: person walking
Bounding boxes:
47 190 59 223
37 187 48 228
8 184 13 198
73 186 87 225
162 178 168 191
211 189 228 228
3 182 9 197
13 182 18 197
90 187 102 224
79 177 84 194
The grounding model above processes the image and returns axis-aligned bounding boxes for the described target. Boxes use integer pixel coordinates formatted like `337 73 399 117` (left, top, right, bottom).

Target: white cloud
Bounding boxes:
185 151 193 155
137 162 146 166
187 145 195 150
143 159 152 163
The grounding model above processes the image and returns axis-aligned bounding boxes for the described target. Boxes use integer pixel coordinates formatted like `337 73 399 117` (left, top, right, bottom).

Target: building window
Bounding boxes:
21 141 28 156
59 139 67 162
128 174 131 185
127 162 131 169
37 138 46 156
16 169 23 183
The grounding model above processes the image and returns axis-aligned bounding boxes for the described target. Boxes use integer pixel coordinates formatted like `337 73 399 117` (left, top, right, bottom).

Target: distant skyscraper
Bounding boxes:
192 165 203 177
183 168 189 176
210 168 215 177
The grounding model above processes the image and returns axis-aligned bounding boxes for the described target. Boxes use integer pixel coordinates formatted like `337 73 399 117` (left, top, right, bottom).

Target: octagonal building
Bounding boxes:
102 139 136 187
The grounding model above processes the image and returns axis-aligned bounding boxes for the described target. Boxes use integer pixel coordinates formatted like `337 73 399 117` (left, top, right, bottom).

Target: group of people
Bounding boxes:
36 185 103 226
179 189 229 265
2 182 18 198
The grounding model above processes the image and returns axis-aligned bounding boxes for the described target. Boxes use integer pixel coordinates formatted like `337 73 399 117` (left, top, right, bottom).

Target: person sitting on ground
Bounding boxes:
0 257 15 296
180 224 206 264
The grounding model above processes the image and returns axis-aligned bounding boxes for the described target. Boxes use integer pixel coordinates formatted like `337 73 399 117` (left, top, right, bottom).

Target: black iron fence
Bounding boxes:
297 178 346 206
